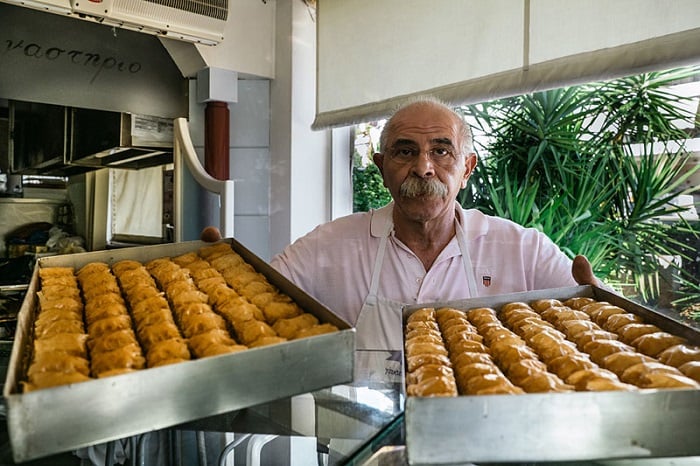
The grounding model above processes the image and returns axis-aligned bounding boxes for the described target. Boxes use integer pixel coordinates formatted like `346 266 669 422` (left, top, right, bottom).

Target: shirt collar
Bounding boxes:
370 202 394 237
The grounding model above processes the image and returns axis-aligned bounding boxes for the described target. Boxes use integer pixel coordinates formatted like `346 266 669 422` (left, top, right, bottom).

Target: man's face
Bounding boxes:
374 103 477 224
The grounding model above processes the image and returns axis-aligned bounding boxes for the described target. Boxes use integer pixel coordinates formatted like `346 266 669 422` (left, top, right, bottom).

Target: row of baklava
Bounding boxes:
196 243 338 343
112 260 192 366
404 308 457 396
22 243 339 392
549 297 700 386
496 301 636 391
494 298 699 390
25 261 151 392
465 306 577 392
23 267 91 391
76 262 145 378
144 257 248 357
171 249 284 347
404 297 700 396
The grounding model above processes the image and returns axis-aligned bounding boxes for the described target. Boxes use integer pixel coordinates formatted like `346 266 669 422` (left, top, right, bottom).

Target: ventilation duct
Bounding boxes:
0 0 227 45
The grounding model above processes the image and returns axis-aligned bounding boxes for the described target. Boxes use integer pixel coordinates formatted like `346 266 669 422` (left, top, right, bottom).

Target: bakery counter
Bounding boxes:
3 240 356 463
170 382 700 466
0 380 405 466
2 386 700 466
175 380 405 464
3 237 700 465
400 286 700 466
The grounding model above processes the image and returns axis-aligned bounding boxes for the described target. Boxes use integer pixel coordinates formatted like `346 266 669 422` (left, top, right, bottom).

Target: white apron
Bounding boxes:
353 215 478 386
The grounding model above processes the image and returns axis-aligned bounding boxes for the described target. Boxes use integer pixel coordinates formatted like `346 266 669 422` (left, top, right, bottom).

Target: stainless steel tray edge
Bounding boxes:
7 331 354 462
2 262 39 402
3 239 355 462
406 389 700 464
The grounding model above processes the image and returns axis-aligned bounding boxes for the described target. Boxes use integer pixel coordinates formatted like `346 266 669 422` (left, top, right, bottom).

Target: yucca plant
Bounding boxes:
458 66 700 314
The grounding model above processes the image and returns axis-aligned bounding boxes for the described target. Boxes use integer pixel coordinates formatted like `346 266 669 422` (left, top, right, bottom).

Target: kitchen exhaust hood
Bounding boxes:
9 101 174 175
68 109 174 170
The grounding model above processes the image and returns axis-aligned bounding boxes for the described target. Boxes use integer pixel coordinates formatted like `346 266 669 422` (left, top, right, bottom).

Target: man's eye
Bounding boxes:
395 148 416 157
431 147 451 157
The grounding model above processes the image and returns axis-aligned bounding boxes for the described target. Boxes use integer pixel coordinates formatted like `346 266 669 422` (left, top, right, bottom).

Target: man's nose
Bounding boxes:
412 150 436 177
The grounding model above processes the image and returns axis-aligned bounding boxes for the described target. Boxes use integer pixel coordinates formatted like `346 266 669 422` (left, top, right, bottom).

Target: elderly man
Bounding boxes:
206 97 598 381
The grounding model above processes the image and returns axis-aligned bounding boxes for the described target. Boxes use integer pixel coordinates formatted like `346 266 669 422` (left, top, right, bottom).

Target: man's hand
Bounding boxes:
200 226 222 242
572 255 600 287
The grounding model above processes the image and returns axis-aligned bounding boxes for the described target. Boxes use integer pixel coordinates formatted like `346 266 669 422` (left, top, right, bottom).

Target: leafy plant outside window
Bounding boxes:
352 67 700 320
458 66 700 317
353 122 391 212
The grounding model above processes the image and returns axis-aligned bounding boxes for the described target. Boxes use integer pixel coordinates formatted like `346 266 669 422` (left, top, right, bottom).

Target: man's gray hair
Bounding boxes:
378 95 474 156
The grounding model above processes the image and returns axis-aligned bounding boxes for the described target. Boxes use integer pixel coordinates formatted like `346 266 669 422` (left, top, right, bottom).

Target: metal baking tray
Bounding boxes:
403 285 700 465
3 239 355 463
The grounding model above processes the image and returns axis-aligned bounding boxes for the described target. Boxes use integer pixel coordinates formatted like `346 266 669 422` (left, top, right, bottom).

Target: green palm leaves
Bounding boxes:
458 66 700 312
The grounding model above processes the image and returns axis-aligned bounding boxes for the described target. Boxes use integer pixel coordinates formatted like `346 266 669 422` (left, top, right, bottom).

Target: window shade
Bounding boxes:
314 0 700 129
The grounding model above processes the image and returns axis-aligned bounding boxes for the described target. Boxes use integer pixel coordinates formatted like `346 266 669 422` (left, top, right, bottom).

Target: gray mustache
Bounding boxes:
399 177 448 198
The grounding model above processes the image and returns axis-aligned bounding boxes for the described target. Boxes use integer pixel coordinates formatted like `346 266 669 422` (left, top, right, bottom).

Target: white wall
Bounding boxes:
289 3 332 243
196 0 276 79
270 0 335 256
182 1 353 261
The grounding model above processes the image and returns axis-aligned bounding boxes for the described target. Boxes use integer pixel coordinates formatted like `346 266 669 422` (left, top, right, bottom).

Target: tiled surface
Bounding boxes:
232 215 270 261
230 80 270 148
231 148 270 216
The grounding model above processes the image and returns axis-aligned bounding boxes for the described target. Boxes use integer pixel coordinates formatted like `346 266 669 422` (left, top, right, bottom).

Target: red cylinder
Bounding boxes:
204 101 230 181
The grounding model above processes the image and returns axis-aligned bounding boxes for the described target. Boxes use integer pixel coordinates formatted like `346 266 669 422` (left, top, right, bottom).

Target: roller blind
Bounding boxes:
314 0 700 129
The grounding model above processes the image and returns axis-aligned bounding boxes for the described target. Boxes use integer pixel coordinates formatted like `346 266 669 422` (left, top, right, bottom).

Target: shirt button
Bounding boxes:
416 277 422 284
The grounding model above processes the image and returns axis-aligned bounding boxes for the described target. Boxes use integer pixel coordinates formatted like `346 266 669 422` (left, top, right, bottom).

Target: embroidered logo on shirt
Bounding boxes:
482 275 492 287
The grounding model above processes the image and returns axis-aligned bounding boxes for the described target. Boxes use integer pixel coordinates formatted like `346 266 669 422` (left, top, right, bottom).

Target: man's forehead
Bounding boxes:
390 106 460 134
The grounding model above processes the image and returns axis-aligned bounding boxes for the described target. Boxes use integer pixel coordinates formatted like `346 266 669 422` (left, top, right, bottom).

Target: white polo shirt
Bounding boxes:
270 202 577 326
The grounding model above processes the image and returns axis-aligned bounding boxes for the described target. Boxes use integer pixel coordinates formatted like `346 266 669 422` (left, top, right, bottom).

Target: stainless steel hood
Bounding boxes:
67 110 174 170
9 101 175 175
73 146 172 170
1 4 187 175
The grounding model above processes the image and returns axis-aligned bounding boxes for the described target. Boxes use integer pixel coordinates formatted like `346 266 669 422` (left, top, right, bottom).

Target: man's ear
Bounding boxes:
461 153 478 189
373 152 385 175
